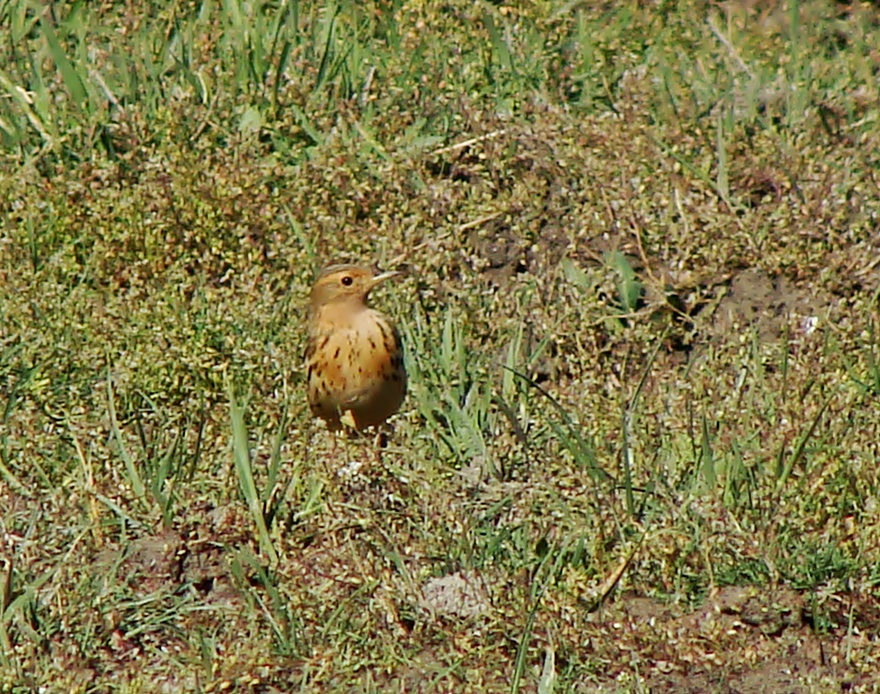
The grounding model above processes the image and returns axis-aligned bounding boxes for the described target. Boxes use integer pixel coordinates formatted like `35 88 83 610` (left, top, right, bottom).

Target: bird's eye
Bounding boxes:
341 276 353 286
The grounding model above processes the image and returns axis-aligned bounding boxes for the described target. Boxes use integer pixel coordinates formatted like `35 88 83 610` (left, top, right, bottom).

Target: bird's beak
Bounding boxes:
368 270 402 290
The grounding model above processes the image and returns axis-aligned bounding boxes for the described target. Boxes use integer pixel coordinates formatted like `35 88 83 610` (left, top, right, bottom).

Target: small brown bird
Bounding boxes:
304 264 406 432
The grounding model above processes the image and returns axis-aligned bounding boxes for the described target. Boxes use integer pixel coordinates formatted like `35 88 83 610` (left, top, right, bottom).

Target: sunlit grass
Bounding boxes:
1 0 880 690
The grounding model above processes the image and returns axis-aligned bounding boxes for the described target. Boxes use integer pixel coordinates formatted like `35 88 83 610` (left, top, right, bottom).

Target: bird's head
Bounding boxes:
309 264 401 310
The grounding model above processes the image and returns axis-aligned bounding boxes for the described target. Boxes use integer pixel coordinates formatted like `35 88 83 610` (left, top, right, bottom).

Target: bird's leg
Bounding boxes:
371 429 384 464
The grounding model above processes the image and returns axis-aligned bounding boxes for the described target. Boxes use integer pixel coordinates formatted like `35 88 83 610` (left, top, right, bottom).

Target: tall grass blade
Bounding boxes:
716 107 730 204
106 366 146 502
482 10 513 73
40 18 88 110
537 645 557 694
314 5 339 93
503 365 609 482
700 411 716 487
228 384 278 563
775 394 832 492
621 331 666 516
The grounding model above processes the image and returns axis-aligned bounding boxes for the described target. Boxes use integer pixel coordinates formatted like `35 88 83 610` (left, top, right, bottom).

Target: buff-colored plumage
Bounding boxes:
304 265 406 431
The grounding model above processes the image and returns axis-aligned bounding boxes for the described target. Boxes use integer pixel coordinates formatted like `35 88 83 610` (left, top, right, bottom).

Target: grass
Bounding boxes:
2 0 880 691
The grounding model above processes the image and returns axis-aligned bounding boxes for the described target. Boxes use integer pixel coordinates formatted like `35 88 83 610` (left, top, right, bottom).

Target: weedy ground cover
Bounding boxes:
1 1 879 691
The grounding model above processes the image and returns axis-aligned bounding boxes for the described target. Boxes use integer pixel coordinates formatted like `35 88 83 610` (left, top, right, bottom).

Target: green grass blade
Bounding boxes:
40 17 88 110
106 366 146 502
775 394 832 493
700 411 716 487
228 383 278 563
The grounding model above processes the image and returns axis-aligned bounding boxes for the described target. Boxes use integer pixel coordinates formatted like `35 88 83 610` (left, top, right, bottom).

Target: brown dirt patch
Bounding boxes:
583 587 877 693
711 269 832 345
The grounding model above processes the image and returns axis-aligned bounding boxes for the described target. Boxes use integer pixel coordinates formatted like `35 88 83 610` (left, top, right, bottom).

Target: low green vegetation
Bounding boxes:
1 0 879 691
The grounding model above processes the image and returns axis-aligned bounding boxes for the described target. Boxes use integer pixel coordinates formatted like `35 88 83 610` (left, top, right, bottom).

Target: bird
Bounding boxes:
304 264 406 433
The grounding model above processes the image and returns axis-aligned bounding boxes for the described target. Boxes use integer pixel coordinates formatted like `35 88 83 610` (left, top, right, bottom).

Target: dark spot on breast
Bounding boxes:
377 320 392 344
333 347 340 360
